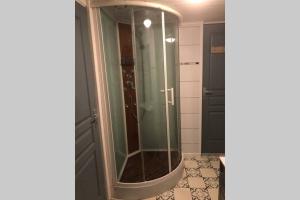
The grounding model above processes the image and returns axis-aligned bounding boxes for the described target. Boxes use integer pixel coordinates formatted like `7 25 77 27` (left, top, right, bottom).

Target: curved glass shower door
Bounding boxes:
99 5 181 183
133 8 170 181
164 12 181 170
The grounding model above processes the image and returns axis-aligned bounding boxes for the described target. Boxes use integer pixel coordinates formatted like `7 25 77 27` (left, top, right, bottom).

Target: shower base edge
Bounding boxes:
112 155 184 200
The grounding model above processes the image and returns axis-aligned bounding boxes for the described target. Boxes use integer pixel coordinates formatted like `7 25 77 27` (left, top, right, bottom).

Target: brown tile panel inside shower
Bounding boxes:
118 23 139 153
120 152 144 183
120 151 181 183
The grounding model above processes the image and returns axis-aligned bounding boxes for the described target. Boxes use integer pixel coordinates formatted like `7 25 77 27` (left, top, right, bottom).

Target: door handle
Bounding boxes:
90 109 97 124
169 88 175 106
160 87 175 106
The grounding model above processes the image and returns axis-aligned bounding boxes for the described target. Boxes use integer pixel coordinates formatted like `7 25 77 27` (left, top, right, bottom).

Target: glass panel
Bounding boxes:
100 10 127 178
134 8 170 180
99 5 181 183
164 12 181 170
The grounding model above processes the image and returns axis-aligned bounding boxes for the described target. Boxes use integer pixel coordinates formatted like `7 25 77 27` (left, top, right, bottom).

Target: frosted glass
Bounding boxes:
100 10 127 178
164 12 182 167
134 9 168 150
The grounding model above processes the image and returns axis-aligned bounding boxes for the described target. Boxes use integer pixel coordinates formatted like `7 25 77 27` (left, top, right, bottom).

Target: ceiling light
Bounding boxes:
190 0 204 3
143 19 151 28
166 37 176 43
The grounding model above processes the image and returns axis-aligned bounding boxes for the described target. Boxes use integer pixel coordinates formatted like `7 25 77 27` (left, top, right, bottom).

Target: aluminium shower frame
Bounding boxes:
88 1 184 199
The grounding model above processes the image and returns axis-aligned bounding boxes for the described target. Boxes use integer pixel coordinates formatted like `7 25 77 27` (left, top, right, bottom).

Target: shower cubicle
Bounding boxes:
96 1 183 199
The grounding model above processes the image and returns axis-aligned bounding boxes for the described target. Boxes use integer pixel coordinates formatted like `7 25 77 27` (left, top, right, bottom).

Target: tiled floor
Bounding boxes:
144 154 220 200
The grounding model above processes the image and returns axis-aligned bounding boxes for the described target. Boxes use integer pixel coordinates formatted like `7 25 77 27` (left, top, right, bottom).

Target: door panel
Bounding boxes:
202 23 225 153
75 17 92 124
75 153 101 200
75 3 107 200
208 96 225 106
210 54 225 89
208 111 225 139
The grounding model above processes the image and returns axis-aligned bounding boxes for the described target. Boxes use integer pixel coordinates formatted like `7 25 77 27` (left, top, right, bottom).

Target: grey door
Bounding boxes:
202 23 225 153
75 3 107 200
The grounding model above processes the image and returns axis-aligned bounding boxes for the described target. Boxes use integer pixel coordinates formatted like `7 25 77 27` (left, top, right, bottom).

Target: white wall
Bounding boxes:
179 22 203 153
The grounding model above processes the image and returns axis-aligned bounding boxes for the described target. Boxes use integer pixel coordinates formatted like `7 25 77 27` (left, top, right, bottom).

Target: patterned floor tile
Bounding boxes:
197 160 212 168
190 188 211 200
199 168 218 178
186 168 202 177
207 156 219 161
175 177 189 188
213 168 220 177
148 154 221 200
184 154 197 160
193 155 209 162
184 160 199 168
210 160 220 169
207 188 218 200
174 188 192 200
187 177 206 188
203 178 219 189
156 189 175 200
183 169 187 178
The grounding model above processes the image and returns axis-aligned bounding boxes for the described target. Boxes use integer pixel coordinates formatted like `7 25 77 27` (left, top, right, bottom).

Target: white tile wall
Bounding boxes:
180 82 202 97
179 22 203 153
180 64 201 82
179 45 201 63
179 27 201 45
182 143 201 153
181 114 201 128
180 98 201 114
181 129 200 143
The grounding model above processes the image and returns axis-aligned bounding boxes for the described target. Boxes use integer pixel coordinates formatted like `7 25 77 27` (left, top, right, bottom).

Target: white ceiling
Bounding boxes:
114 0 225 22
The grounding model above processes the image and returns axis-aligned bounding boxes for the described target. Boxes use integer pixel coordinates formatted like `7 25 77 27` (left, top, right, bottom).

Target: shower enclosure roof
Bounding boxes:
91 0 183 22
101 5 178 25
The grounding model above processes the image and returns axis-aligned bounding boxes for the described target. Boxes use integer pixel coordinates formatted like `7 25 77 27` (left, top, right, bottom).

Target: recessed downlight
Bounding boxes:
190 0 205 3
143 19 152 28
